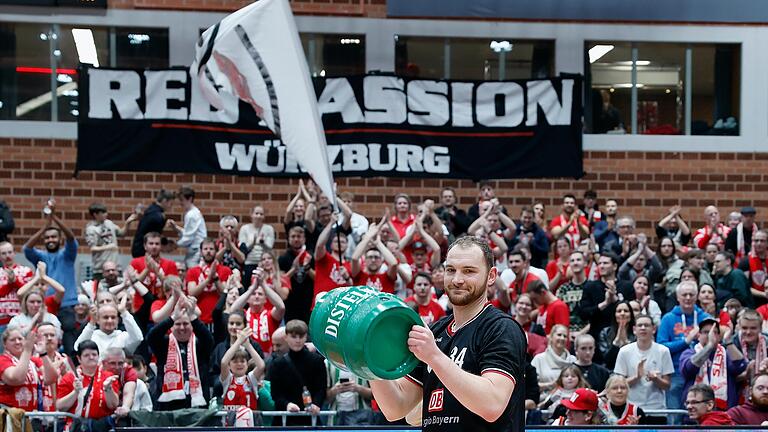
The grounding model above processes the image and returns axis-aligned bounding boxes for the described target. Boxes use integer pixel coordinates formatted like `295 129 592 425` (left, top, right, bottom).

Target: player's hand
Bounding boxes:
407 325 441 365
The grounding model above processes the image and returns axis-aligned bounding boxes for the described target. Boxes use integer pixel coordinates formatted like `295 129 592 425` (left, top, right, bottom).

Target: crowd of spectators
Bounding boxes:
1 182 768 428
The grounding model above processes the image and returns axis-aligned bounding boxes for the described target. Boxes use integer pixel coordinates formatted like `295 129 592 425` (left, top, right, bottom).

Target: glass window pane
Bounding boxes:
58 25 110 122
635 42 686 135
0 22 55 121
395 36 554 81
587 41 740 136
395 36 445 79
114 28 169 69
586 41 632 134
300 33 365 77
691 44 740 136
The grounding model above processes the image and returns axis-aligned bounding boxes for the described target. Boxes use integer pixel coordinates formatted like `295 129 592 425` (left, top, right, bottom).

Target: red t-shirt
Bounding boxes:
757 304 768 321
390 214 416 239
0 264 34 325
130 256 179 310
508 271 541 304
548 214 589 250
719 309 732 326
150 299 167 323
58 367 120 419
354 269 396 294
185 263 233 324
45 295 61 316
246 307 280 354
313 253 351 301
545 260 569 293
222 371 259 410
404 296 445 325
747 253 768 293
0 354 43 410
536 299 570 335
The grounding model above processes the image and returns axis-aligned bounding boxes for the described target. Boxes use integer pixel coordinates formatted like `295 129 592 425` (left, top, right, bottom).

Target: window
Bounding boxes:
300 33 366 77
586 41 740 136
394 36 554 80
0 22 169 122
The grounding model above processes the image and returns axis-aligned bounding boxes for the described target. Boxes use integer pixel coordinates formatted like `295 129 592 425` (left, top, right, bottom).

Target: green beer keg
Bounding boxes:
309 285 423 380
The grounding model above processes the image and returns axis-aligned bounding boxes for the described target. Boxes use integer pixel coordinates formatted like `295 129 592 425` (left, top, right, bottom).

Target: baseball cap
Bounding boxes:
412 241 427 252
741 206 757 215
698 317 719 329
561 388 598 411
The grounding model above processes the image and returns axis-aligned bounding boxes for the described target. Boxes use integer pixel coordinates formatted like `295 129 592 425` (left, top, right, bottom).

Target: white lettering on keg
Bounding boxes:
323 289 372 339
427 388 444 412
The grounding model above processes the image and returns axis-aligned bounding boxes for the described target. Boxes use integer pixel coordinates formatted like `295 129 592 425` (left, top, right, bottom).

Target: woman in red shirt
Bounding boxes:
57 341 119 426
0 325 57 411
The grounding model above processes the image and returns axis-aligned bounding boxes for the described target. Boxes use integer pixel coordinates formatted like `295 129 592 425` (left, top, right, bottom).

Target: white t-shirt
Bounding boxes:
498 266 551 288
613 342 674 409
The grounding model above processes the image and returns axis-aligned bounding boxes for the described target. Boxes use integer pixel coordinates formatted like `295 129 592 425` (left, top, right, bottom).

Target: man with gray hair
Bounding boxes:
573 334 610 392
102 347 138 419
215 215 245 270
657 280 712 413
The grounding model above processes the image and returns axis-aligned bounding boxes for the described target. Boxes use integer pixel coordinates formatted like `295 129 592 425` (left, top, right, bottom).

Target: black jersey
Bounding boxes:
405 303 527 432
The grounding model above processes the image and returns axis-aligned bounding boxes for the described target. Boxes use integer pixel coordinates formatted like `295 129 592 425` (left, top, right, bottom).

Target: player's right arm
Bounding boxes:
370 377 422 421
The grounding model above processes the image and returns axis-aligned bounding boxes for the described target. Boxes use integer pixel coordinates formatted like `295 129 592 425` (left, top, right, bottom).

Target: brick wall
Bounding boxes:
109 0 387 18
2 137 768 252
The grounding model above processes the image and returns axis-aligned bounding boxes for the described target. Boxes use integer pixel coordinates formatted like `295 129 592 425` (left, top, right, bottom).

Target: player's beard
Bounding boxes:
752 391 768 409
446 281 486 307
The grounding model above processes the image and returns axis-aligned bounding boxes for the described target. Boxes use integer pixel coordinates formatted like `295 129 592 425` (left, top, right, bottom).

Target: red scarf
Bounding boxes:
740 334 767 403
748 251 768 293
694 343 728 410
158 332 205 407
75 366 102 418
246 307 271 345
599 399 638 425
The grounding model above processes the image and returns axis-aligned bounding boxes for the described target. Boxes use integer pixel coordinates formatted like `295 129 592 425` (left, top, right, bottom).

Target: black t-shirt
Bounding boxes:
406 304 527 432
278 249 316 325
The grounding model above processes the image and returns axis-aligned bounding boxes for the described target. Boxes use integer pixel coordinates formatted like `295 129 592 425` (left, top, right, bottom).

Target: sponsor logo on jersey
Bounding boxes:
428 388 444 412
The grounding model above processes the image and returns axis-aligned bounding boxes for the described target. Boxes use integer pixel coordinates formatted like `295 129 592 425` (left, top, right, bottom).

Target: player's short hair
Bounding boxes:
738 309 762 325
219 215 238 228
527 279 548 295
77 340 100 356
448 236 493 272
156 189 176 202
288 226 305 237
285 319 308 337
88 202 107 215
178 186 195 201
687 383 715 403
143 231 162 244
574 334 595 349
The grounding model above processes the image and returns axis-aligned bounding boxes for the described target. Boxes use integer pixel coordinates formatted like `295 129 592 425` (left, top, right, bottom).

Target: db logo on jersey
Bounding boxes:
428 388 444 412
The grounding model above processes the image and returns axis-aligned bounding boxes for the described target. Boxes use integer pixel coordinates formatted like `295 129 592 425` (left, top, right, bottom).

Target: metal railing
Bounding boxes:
23 409 338 429
214 409 338 427
542 408 688 423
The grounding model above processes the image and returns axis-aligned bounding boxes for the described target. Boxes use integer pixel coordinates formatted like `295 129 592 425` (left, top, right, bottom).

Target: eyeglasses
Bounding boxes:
685 399 712 406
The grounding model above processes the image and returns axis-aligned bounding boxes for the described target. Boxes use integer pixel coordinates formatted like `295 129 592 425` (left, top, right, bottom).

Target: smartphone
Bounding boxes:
339 378 349 383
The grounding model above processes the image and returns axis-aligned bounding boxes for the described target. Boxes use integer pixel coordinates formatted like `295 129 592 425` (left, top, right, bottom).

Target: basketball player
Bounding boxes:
371 236 527 431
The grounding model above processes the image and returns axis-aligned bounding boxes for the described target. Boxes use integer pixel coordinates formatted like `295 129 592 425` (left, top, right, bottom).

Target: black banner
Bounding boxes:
76 67 583 179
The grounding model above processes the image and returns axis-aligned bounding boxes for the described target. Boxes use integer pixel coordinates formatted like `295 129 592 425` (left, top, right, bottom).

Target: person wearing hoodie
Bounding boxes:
131 189 175 258
685 384 735 425
727 373 768 425
656 281 711 414
680 317 748 409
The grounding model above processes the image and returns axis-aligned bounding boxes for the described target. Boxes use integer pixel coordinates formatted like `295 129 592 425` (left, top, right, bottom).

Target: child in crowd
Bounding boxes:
131 356 154 411
220 327 265 426
539 365 590 414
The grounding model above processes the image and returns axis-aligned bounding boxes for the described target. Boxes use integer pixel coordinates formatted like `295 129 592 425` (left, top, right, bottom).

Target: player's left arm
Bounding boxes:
408 323 518 423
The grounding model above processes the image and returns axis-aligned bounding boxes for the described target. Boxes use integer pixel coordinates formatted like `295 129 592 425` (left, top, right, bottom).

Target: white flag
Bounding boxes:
191 0 336 204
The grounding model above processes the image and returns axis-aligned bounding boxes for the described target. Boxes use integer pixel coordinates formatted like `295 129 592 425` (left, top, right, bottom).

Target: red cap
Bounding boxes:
561 388 598 411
